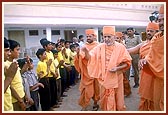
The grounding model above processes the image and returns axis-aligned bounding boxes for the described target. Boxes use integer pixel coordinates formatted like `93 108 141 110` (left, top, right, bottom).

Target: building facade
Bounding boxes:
3 2 163 57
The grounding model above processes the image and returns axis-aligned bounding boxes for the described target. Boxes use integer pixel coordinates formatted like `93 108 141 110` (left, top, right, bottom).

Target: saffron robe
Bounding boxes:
74 41 100 108
139 41 155 111
87 42 132 111
145 32 164 111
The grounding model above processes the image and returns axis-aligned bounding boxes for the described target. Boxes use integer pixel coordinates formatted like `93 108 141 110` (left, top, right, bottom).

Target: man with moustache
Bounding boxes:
125 27 142 88
74 29 100 111
139 5 164 111
127 22 159 110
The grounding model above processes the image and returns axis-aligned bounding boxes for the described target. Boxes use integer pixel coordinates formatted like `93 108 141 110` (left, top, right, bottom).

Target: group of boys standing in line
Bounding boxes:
4 5 164 111
4 34 80 111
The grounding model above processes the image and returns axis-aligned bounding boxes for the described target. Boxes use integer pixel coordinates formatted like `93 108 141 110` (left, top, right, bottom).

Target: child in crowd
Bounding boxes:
4 37 18 111
55 42 72 96
69 44 77 86
62 41 71 90
40 39 59 109
73 43 80 83
17 58 34 111
51 49 64 104
7 39 26 111
55 42 67 97
21 57 44 111
36 48 52 111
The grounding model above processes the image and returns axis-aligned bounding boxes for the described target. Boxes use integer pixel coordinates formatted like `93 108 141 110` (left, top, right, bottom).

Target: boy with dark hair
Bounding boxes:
55 42 67 97
17 58 34 111
51 49 64 104
40 38 47 46
69 44 77 86
62 40 72 89
4 38 18 111
60 39 65 48
39 39 59 109
36 48 52 111
21 57 44 111
7 39 26 111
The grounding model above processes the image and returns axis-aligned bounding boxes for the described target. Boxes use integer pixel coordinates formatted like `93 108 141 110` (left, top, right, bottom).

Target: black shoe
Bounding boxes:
133 84 139 88
62 94 68 97
52 105 60 108
93 104 99 111
58 99 63 102
49 107 55 111
57 102 62 105
130 75 134 77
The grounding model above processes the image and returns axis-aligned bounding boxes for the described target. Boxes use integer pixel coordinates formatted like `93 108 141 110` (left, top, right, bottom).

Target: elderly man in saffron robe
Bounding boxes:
74 29 100 111
139 5 164 111
82 26 132 111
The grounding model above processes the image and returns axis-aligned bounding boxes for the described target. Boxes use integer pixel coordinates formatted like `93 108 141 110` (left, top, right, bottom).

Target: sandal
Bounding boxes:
93 104 99 111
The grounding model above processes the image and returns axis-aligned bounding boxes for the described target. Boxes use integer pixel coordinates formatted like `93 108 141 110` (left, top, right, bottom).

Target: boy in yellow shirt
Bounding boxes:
55 42 71 97
69 44 77 86
51 49 64 103
62 41 72 89
4 38 18 111
7 40 26 111
36 48 52 111
40 39 59 109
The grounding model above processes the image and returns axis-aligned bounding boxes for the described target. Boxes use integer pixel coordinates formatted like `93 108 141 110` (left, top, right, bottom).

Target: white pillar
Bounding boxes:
46 27 51 41
93 28 99 42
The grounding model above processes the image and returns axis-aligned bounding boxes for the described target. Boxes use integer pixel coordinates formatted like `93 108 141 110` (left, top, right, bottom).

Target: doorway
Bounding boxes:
8 30 25 47
8 30 26 58
64 30 77 41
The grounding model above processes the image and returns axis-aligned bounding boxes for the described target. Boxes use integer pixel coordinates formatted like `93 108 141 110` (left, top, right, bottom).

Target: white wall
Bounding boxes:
4 3 162 27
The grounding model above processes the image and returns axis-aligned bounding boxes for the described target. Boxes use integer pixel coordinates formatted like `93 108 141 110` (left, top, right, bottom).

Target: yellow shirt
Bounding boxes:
4 85 13 111
53 59 61 80
5 60 25 103
45 51 55 77
70 51 77 66
45 51 54 61
36 61 48 78
57 51 64 62
57 51 64 68
3 62 13 111
63 48 71 64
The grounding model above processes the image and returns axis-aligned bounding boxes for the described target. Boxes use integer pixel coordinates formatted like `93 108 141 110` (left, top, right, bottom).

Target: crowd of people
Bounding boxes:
3 5 164 111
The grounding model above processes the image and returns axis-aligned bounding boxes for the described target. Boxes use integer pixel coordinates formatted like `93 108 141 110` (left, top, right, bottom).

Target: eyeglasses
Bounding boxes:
86 35 92 38
103 36 112 38
146 30 155 33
